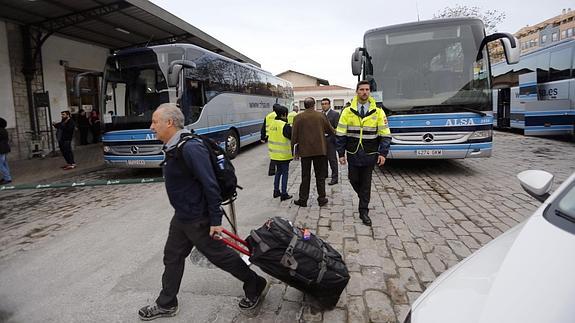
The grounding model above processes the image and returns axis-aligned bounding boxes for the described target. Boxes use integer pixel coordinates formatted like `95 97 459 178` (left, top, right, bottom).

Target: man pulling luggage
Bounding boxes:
138 103 267 321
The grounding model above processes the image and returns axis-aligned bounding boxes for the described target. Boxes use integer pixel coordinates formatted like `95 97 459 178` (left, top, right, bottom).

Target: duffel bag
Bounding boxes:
245 217 349 309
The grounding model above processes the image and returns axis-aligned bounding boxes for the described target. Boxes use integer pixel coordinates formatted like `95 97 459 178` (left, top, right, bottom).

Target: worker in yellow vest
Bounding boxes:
267 105 293 201
261 103 281 175
287 105 299 125
336 81 391 226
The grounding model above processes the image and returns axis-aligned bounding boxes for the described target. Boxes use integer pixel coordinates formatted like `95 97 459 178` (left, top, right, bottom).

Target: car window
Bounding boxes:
557 185 575 220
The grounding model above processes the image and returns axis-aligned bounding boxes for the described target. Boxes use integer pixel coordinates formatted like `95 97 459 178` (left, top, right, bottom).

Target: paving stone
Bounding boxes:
394 304 411 323
347 296 368 323
412 259 436 283
403 242 423 259
322 308 346 323
365 291 396 323
446 239 472 258
386 278 408 304
390 248 411 268
426 253 446 274
283 286 304 302
398 267 422 292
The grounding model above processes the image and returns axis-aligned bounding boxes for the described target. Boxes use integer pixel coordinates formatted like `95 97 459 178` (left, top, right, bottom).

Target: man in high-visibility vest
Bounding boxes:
261 103 281 176
267 105 293 201
336 81 391 226
287 105 299 125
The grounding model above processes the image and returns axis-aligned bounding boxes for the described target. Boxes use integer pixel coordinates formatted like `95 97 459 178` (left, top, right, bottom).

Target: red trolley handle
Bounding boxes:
213 228 252 257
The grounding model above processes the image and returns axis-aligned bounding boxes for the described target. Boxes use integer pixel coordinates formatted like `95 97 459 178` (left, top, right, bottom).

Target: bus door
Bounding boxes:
497 88 511 128
181 78 205 125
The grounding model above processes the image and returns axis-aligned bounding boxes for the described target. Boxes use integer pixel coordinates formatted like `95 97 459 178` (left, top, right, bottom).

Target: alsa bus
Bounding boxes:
100 43 293 167
492 39 575 136
351 18 519 158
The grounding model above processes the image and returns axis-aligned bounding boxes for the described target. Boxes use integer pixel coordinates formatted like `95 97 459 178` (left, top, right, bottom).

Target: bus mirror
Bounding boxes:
500 37 520 65
351 47 363 76
478 32 520 65
167 60 196 87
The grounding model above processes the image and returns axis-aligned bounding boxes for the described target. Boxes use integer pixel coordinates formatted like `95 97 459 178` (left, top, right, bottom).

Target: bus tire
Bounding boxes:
225 130 239 159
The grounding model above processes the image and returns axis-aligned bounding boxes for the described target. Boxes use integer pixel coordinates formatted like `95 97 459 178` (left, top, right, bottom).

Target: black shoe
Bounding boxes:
280 194 293 201
318 198 328 207
268 172 276 176
359 210 372 226
0 179 12 185
273 190 281 198
293 199 307 207
328 180 338 186
239 276 268 311
138 303 179 321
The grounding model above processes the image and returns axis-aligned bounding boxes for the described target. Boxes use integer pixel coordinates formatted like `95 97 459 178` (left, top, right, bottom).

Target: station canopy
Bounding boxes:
0 0 259 66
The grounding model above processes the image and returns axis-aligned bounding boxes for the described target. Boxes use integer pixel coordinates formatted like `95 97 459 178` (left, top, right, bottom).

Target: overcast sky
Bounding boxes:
151 0 573 88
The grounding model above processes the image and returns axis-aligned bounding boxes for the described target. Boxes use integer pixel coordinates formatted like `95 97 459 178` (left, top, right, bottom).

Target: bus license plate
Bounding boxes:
127 160 146 166
416 149 443 156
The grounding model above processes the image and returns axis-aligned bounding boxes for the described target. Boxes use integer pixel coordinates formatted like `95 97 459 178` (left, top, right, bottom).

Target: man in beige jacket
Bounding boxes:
291 97 335 207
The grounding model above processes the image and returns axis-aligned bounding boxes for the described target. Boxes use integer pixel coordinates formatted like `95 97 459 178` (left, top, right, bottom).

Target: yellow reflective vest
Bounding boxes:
264 111 277 137
267 119 292 161
287 111 298 125
335 96 391 155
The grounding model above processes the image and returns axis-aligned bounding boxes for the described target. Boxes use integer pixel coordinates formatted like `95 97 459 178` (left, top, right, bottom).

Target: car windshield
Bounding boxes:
557 185 575 222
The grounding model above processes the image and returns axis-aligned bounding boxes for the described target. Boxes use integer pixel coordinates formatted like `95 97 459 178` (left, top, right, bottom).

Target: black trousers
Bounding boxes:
326 137 338 181
59 140 75 164
156 216 259 308
348 163 375 212
298 156 328 202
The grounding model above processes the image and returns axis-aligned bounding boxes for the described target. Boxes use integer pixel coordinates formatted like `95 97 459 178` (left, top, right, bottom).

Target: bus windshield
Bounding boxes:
365 22 491 114
103 47 184 130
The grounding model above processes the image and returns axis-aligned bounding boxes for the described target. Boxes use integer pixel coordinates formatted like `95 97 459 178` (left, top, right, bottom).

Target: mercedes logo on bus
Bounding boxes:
130 146 140 154
423 133 434 143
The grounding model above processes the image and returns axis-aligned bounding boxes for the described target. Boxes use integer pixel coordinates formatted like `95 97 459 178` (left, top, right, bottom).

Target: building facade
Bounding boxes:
516 8 575 54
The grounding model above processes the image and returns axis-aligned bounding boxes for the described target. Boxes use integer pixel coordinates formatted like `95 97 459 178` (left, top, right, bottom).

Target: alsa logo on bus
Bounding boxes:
445 118 475 126
146 133 157 140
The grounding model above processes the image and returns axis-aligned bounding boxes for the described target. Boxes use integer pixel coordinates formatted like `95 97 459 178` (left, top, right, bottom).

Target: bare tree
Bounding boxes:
434 5 506 34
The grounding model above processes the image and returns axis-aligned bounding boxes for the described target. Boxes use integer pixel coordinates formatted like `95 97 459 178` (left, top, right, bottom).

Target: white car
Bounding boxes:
405 170 575 323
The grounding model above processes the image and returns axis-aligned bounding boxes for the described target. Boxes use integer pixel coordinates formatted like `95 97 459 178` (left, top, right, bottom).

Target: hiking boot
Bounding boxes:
273 190 281 198
318 198 328 207
239 276 268 311
293 199 307 207
280 194 293 201
138 303 179 321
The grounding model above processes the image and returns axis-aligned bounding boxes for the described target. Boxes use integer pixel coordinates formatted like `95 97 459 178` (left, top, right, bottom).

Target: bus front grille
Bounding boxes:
391 132 471 144
107 145 164 155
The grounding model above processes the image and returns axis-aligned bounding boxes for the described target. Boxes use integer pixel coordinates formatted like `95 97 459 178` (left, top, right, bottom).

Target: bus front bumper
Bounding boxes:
387 142 492 159
104 155 164 168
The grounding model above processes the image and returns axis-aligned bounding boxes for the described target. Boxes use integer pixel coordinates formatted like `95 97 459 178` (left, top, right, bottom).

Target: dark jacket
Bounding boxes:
324 108 340 144
53 118 75 141
291 108 335 158
163 138 224 226
0 128 10 154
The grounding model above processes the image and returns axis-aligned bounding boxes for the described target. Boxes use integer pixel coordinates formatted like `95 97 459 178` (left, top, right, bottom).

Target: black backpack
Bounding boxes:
175 132 241 203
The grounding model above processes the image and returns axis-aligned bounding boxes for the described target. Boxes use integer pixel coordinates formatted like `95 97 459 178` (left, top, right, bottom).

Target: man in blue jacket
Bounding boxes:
139 103 267 321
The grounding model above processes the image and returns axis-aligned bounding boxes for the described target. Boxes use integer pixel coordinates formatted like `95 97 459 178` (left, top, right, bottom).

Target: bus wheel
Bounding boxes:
225 130 239 159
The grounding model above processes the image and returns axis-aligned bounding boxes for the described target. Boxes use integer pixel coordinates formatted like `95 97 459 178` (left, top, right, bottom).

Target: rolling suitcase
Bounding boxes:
215 217 349 309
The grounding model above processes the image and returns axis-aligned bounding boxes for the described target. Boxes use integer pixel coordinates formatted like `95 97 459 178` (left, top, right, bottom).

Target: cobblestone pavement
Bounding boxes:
1 131 574 322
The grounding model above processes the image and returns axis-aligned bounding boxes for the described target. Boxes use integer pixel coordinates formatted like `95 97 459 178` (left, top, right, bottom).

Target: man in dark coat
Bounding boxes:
320 98 340 185
0 117 11 184
291 97 335 207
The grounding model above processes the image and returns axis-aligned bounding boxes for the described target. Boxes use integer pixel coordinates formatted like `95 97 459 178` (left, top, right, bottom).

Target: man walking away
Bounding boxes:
321 98 340 185
0 117 12 184
52 111 76 170
336 81 391 226
291 97 335 207
261 104 282 176
267 105 293 200
139 103 267 320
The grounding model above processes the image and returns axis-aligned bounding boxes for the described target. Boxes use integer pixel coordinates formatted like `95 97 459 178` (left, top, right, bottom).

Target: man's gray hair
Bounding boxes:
156 103 185 129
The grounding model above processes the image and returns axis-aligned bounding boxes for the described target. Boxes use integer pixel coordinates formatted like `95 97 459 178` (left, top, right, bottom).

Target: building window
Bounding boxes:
562 30 568 39
541 34 547 44
568 28 574 38
333 99 344 110
552 32 558 42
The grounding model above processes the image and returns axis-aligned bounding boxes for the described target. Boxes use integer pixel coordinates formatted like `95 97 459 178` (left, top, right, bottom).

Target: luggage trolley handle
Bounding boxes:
213 229 252 257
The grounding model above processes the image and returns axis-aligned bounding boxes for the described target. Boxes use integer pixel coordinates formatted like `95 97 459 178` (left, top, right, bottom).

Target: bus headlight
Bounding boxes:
103 145 111 153
470 130 492 139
